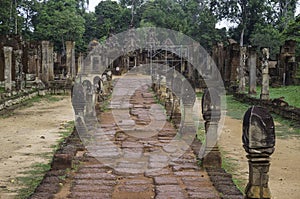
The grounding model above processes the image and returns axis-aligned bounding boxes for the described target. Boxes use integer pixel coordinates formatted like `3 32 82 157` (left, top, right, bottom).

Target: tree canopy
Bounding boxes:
0 0 299 55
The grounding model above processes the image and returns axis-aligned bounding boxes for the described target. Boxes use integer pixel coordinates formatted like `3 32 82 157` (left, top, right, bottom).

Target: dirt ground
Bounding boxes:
0 92 299 199
219 116 300 199
0 96 74 199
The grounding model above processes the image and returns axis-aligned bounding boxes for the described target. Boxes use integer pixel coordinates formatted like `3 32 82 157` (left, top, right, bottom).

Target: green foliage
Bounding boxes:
94 0 131 39
0 0 14 34
282 15 300 56
210 0 296 46
140 0 187 31
0 0 24 35
250 24 284 59
0 0 299 57
33 0 85 50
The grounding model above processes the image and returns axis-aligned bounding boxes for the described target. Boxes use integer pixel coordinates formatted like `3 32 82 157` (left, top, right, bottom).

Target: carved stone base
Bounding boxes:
245 185 271 199
245 159 271 199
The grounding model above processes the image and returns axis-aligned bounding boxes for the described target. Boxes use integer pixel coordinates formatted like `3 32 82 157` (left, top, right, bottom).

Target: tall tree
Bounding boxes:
0 0 14 34
282 14 300 55
94 0 131 40
210 0 274 46
277 0 298 30
182 0 226 50
76 0 90 15
33 0 85 51
250 24 284 59
139 0 187 31
0 0 24 35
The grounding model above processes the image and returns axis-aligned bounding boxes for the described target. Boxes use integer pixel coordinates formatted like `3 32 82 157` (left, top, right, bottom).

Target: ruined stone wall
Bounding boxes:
0 35 23 82
212 39 299 89
234 93 300 122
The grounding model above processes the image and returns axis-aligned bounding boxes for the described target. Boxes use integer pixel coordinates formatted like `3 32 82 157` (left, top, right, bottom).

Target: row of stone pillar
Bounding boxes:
2 40 76 92
3 47 24 92
202 88 275 199
239 47 270 100
151 70 276 198
72 73 113 118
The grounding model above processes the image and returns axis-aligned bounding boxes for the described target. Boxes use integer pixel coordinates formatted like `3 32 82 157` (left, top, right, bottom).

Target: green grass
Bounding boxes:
225 95 250 120
0 87 5 93
44 94 64 102
100 93 112 112
196 125 206 143
16 163 51 199
51 121 75 151
226 94 300 138
20 94 63 109
249 85 300 108
16 121 74 198
220 149 246 194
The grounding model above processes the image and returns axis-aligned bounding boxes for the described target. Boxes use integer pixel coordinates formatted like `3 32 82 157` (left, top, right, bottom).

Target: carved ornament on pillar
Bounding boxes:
243 106 275 199
260 48 270 100
4 46 13 92
201 88 222 168
14 50 23 90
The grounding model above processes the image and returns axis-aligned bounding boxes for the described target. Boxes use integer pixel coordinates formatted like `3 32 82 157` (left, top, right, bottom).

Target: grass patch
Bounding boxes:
250 85 300 108
52 121 75 151
227 94 300 138
225 95 250 120
196 125 206 143
0 87 5 93
16 121 74 198
44 94 64 102
100 94 112 112
220 149 246 194
16 163 51 199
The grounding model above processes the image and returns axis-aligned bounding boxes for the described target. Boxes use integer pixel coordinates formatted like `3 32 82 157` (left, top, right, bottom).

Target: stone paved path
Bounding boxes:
65 75 220 199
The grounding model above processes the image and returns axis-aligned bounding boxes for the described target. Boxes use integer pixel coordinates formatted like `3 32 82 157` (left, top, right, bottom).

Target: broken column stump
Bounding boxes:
248 47 257 95
4 46 13 92
260 48 270 100
201 88 222 168
14 50 23 91
243 106 275 199
171 75 182 128
179 79 196 144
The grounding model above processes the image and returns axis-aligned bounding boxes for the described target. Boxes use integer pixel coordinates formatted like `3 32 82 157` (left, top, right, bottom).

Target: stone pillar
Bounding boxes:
72 83 85 117
238 46 247 93
171 75 182 128
77 53 83 74
83 80 94 117
34 54 41 80
248 47 257 95
41 41 49 84
165 69 174 117
242 106 275 199
4 47 13 92
260 48 270 100
66 41 75 78
14 50 23 90
180 79 196 143
48 43 54 81
159 76 167 101
201 88 222 168
72 46 76 77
